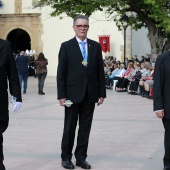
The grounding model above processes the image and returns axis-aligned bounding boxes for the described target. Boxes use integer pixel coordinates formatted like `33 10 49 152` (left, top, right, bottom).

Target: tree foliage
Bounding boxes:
36 0 170 57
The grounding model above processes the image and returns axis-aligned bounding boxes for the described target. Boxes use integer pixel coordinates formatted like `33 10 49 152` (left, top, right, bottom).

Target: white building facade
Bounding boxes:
0 0 151 75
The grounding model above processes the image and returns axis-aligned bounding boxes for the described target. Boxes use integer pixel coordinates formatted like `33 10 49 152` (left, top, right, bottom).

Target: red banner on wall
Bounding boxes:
98 35 110 53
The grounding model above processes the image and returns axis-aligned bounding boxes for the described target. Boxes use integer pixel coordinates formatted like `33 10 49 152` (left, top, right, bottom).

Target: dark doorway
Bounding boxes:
7 28 31 55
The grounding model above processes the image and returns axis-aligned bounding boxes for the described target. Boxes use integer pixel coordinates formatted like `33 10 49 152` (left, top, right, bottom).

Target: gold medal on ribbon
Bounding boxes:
82 60 88 66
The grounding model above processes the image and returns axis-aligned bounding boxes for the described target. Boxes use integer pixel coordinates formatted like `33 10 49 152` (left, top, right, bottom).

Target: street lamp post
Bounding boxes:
121 14 129 64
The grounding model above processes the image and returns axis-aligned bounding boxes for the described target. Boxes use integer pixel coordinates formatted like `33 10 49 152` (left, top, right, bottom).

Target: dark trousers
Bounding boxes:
116 77 129 89
129 79 139 91
162 118 170 166
37 72 47 91
105 75 109 85
107 77 120 87
29 63 35 76
0 134 3 162
0 93 8 170
116 77 123 88
61 91 95 161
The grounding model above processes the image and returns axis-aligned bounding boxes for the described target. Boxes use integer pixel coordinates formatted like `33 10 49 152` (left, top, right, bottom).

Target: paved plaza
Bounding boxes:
4 76 164 170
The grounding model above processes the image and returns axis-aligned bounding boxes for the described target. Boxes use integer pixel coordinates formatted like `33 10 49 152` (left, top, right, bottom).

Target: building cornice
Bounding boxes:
0 13 41 18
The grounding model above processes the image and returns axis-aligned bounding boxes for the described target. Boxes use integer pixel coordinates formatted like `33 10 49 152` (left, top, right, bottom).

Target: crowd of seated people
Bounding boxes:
116 62 134 92
128 62 154 99
129 62 149 95
128 62 141 95
104 56 117 86
103 55 155 100
106 63 126 89
105 63 119 89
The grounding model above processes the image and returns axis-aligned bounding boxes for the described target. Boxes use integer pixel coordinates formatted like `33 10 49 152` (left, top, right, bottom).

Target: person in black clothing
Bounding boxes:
0 38 22 170
134 55 139 62
153 51 170 170
34 54 38 78
57 15 106 169
141 56 145 63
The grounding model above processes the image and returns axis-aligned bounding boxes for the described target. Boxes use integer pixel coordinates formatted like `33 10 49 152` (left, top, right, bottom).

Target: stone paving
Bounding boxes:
3 76 164 170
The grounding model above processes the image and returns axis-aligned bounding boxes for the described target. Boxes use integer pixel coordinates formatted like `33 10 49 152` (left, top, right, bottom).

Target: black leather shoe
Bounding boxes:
76 160 91 169
61 160 75 169
39 91 45 95
146 96 153 99
164 166 170 170
0 162 5 170
131 92 137 95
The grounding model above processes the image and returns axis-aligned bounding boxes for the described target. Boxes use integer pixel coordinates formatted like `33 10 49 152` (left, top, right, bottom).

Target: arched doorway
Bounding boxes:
7 28 31 54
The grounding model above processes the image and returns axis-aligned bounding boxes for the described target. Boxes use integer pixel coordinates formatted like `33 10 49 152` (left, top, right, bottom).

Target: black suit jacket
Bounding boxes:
153 51 170 118
57 37 106 103
0 39 22 132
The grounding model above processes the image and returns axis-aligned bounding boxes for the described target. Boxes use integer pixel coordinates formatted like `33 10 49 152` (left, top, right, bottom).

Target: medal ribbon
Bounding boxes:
80 42 88 64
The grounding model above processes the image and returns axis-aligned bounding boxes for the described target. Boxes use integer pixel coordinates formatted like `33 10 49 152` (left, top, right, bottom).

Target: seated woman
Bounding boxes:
142 79 154 98
128 62 141 95
106 63 120 89
116 62 134 92
142 63 155 98
138 62 150 95
106 63 125 89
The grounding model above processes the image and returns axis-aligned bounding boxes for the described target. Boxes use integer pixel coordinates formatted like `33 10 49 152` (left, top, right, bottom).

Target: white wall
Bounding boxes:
89 14 123 60
132 27 151 61
0 0 15 14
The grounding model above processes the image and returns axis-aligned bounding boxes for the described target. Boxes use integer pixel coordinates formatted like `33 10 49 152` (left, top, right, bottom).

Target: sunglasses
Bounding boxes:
75 25 89 29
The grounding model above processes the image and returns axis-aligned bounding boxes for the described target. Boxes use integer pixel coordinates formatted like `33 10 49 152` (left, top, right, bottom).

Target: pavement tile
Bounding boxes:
3 77 164 170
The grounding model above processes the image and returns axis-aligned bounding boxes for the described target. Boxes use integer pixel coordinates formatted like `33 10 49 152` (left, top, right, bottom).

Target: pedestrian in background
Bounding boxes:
34 54 38 78
36 52 48 95
16 51 29 94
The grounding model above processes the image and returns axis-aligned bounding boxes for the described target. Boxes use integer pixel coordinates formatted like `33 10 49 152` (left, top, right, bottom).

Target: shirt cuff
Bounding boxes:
155 109 164 113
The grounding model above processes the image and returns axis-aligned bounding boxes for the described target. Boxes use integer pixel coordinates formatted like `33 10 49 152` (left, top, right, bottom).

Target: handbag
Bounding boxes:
134 71 142 80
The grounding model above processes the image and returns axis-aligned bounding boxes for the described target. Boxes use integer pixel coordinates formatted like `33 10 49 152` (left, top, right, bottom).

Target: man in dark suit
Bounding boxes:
153 51 170 170
0 38 22 170
57 15 106 169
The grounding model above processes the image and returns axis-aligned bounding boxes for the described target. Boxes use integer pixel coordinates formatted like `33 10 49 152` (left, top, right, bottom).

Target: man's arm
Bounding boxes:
57 43 68 100
153 54 164 115
7 41 22 102
97 43 106 99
